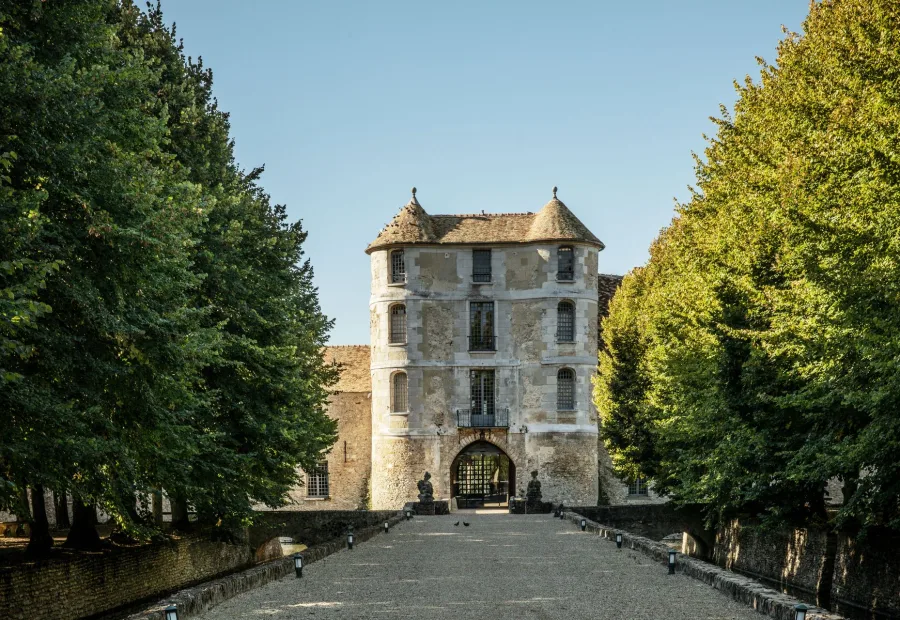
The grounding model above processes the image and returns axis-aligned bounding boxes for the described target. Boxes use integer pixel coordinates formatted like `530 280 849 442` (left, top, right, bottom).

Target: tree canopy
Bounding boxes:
595 0 900 534
0 0 337 551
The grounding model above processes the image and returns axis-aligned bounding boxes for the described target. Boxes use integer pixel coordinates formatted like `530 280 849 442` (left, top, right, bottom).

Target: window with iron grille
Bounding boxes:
557 368 575 410
470 369 495 416
557 301 575 342
390 249 406 283
628 477 649 496
389 304 407 344
473 249 492 282
391 372 408 412
306 462 329 498
557 246 574 281
469 301 494 350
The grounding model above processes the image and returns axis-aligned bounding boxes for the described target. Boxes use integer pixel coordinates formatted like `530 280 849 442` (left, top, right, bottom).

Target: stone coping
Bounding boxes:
126 510 406 620
563 511 845 620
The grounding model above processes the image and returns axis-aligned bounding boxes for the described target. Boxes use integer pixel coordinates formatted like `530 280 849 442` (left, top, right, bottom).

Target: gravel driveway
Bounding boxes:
199 514 763 619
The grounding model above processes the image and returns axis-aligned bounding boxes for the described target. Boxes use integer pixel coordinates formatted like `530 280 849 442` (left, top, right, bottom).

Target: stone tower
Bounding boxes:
366 188 602 509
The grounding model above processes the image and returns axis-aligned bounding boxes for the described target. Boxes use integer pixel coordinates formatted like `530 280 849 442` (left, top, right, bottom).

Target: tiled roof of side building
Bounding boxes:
366 187 604 253
598 274 624 319
323 345 371 393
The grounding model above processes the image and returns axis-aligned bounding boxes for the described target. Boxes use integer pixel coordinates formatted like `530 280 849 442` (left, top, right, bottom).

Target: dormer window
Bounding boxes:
473 249 492 282
390 249 406 284
557 246 574 281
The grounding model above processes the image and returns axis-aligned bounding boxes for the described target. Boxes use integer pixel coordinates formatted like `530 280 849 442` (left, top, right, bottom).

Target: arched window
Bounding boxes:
391 372 408 413
557 301 575 342
389 304 407 344
557 368 575 410
390 249 406 284
557 246 574 281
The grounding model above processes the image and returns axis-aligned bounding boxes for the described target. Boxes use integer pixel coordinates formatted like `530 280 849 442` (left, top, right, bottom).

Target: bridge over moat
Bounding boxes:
200 514 763 620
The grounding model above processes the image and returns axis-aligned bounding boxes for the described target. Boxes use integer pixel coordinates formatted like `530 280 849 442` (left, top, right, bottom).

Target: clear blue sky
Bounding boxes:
162 0 809 345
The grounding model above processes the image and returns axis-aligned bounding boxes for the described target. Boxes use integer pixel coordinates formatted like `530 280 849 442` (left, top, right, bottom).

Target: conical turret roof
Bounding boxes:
366 187 603 253
366 188 437 252
526 187 604 248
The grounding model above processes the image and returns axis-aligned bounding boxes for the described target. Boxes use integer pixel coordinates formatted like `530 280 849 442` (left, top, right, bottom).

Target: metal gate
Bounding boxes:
452 442 512 508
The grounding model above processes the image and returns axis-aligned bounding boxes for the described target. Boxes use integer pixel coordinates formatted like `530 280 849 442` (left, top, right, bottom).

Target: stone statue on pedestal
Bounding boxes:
525 470 542 511
417 471 434 505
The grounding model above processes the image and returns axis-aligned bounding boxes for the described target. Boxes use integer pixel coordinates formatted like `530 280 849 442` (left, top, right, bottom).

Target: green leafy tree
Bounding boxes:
596 0 900 533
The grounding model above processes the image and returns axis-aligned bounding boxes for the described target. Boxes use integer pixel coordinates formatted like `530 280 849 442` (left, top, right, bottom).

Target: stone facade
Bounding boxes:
280 189 658 512
282 346 372 511
367 190 603 509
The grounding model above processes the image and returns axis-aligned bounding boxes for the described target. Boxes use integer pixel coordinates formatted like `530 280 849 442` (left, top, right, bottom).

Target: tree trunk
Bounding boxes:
54 490 71 529
25 486 53 557
63 499 102 550
151 491 163 527
171 497 191 532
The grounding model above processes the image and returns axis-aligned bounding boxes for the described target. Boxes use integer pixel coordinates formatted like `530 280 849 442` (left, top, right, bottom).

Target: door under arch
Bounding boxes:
451 441 515 509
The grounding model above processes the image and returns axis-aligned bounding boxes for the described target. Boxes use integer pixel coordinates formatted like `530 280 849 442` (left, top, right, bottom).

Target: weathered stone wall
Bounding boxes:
248 510 398 549
712 519 831 598
0 536 253 620
369 243 602 509
710 519 900 618
832 531 900 617
284 391 372 510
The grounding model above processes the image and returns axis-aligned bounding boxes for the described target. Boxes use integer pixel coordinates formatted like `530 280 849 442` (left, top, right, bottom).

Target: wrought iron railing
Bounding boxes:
456 407 509 428
468 335 497 351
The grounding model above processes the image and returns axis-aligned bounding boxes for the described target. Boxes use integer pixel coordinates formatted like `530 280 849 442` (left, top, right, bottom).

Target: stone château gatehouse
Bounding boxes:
285 188 665 511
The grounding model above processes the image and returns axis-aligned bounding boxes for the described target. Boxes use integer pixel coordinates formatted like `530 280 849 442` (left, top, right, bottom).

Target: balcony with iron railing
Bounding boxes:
456 407 509 429
468 335 497 352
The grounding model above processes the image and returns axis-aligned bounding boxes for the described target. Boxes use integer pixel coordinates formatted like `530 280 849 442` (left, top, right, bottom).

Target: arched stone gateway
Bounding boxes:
451 440 516 509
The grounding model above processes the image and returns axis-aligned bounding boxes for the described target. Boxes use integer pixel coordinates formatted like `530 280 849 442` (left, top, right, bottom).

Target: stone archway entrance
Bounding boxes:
451 440 515 509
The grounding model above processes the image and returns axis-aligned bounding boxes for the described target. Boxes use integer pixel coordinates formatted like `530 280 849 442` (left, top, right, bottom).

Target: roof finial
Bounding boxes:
411 187 417 197
552 186 558 199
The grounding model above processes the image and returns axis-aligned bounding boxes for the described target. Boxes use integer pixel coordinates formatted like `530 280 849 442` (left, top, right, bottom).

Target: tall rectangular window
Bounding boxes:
391 249 406 284
469 301 495 351
557 301 575 342
389 304 407 344
470 369 495 417
307 462 329 498
392 372 408 413
473 249 492 282
557 246 574 281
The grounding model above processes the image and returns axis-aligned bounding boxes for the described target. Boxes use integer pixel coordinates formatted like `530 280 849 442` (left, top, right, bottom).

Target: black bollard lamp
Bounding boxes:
580 518 586 531
794 604 809 620
347 531 354 550
668 548 677 574
615 532 623 549
165 605 178 620
294 553 303 578
384 521 389 533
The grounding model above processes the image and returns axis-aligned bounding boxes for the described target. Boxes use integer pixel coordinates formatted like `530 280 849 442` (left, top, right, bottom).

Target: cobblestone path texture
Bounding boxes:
201 514 763 620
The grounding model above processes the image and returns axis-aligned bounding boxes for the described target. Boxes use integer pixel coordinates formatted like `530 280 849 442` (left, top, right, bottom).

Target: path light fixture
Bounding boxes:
384 522 389 533
668 549 677 574
615 532 623 549
165 605 178 620
347 531 355 550
293 553 303 578
794 604 810 620
580 519 586 531
405 510 412 520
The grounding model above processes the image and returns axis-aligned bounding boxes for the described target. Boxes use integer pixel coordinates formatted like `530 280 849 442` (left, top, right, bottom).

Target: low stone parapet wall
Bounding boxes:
129 510 406 619
563 510 845 620
0 535 254 620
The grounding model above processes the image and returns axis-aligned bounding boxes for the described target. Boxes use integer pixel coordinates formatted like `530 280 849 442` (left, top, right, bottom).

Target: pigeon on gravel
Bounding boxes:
454 521 459 526
463 521 470 527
